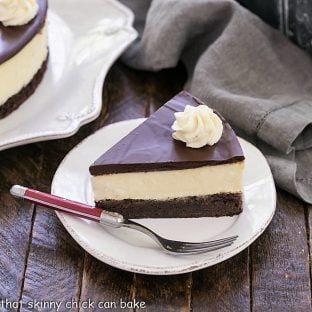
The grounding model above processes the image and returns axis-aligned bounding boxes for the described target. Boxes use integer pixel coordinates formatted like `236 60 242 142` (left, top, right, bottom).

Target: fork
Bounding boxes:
10 185 238 255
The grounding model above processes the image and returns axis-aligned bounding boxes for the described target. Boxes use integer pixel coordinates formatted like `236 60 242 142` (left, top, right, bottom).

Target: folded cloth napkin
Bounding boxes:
120 0 312 204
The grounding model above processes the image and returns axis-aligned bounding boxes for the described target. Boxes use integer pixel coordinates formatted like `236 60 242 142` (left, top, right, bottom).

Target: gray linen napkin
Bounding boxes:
120 0 312 204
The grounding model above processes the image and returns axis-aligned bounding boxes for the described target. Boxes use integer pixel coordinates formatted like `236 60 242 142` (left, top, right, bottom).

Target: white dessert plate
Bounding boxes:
0 0 137 151
52 118 276 275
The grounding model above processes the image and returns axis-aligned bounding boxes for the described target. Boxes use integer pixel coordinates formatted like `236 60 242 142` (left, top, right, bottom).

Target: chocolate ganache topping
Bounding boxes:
89 91 245 175
0 0 47 64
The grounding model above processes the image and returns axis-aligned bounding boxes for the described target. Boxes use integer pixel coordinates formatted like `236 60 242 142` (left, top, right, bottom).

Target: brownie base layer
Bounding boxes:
95 192 243 219
0 54 48 119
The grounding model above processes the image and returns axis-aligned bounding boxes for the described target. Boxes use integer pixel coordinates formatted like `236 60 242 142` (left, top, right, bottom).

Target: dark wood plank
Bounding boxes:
19 144 85 311
20 208 84 312
79 255 134 312
132 273 192 312
0 145 43 310
251 190 311 312
100 61 187 123
192 250 250 312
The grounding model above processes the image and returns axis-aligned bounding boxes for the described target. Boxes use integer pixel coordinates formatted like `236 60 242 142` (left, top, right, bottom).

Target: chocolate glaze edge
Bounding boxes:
90 91 245 175
0 0 48 64
90 157 244 175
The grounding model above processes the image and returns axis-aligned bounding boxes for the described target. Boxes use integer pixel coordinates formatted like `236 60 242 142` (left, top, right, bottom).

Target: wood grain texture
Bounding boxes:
20 208 84 312
100 61 187 123
79 254 134 312
19 143 85 311
192 250 250 312
132 273 192 312
0 145 43 309
251 190 311 312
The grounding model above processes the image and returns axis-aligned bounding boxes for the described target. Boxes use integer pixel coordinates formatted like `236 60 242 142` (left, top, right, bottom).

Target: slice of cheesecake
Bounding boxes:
89 91 245 218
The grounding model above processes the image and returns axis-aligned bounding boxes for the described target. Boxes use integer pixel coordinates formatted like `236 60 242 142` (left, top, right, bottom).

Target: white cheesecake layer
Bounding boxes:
0 23 48 106
92 162 244 201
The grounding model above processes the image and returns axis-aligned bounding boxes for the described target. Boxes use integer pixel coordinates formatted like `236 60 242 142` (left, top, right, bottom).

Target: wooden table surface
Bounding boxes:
0 61 311 312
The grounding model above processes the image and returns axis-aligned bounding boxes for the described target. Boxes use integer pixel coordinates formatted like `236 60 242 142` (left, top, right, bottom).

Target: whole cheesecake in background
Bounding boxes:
0 0 48 119
89 91 245 219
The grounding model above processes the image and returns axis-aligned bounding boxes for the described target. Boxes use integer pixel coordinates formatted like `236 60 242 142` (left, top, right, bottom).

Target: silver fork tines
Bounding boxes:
120 219 238 255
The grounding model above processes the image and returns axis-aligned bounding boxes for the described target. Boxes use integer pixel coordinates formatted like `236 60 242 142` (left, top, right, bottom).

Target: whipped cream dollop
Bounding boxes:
172 104 223 148
0 0 38 26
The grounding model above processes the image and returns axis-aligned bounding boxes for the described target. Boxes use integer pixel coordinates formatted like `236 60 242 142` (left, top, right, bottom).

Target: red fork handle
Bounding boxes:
10 185 102 222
